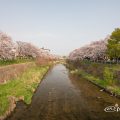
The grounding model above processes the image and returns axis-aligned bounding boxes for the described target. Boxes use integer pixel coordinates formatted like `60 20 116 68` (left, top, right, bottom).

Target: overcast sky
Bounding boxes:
0 0 120 55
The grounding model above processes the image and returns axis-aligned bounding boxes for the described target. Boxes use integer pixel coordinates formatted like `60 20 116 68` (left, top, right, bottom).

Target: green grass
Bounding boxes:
70 69 107 87
0 64 49 116
68 60 120 87
0 59 34 66
70 67 120 96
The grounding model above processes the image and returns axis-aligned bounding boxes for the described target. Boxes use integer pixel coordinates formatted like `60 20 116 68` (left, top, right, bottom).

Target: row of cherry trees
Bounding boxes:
68 36 109 62
69 28 120 63
0 32 59 60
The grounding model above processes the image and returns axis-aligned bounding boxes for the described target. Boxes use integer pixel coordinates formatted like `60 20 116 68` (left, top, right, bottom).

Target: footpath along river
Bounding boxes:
6 64 120 120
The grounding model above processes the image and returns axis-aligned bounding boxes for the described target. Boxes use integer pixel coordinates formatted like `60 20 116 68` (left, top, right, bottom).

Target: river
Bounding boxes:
6 64 120 120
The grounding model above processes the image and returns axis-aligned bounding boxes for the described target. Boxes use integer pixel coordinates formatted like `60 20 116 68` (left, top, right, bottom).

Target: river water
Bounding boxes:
6 64 120 120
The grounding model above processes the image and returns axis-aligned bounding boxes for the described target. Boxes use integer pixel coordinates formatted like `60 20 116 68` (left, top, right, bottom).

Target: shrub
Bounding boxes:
103 67 114 85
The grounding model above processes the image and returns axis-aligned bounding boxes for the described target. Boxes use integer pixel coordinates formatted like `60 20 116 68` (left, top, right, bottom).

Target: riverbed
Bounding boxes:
6 64 120 120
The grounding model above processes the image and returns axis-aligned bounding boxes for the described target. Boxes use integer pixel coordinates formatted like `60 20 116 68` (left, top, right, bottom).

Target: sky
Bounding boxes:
0 0 120 55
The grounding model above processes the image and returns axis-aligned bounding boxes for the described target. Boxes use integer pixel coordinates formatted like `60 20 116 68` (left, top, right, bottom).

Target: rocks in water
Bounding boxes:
100 89 104 92
97 96 101 99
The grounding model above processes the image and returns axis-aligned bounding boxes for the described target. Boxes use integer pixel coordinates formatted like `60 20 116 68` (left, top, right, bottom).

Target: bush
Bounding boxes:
103 67 114 85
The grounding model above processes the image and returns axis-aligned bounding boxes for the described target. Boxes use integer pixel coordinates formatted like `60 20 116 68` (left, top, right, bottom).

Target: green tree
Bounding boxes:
107 28 120 62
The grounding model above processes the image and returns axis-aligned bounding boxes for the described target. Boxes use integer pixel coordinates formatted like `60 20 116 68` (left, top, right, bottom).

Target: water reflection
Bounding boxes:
6 64 120 120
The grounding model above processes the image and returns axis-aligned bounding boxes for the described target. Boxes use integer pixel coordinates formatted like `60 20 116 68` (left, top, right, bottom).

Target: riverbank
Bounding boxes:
0 62 34 84
0 59 34 67
67 60 120 97
0 63 50 120
6 64 120 120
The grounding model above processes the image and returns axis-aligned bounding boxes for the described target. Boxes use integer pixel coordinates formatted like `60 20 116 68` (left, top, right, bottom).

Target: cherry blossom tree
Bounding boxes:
0 31 60 61
68 36 109 62
16 41 40 59
0 32 17 60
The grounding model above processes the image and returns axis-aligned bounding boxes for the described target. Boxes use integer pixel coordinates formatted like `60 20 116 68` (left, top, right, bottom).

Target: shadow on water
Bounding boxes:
6 64 120 120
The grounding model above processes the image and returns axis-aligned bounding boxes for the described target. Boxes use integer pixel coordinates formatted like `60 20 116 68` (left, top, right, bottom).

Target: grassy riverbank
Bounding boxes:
0 59 34 67
0 63 49 116
67 60 120 96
